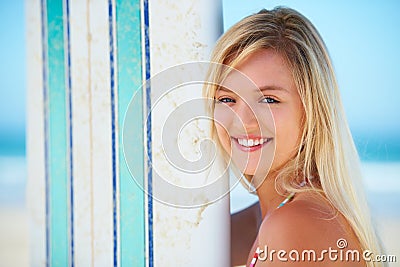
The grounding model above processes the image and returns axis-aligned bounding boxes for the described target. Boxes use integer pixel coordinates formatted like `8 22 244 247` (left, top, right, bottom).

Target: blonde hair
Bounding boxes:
204 7 385 266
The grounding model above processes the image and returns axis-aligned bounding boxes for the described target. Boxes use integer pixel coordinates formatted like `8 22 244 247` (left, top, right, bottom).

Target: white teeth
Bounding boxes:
237 138 268 147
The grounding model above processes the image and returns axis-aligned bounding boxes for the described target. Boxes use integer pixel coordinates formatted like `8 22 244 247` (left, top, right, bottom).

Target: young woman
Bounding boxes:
203 7 385 266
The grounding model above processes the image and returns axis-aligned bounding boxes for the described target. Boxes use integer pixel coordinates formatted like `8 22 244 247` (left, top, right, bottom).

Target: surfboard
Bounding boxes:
26 0 229 266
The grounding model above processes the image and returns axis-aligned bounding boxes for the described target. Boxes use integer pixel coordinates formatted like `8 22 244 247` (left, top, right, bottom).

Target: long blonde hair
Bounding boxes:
204 7 385 266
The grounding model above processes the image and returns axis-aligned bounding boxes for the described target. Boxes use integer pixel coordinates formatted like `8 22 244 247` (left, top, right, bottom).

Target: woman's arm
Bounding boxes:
231 201 262 266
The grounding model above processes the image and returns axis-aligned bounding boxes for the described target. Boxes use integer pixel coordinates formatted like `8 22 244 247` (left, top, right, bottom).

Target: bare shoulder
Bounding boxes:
259 192 342 246
256 192 364 266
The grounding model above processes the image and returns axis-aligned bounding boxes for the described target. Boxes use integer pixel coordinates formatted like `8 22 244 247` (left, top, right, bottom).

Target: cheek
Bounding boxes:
214 123 231 153
274 108 304 154
213 107 233 153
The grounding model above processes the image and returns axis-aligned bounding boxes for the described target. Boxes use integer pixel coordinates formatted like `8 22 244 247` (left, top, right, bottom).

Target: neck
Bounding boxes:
255 174 288 219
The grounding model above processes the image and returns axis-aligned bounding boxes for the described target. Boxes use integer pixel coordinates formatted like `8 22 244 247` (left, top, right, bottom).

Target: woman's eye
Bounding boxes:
216 97 235 103
261 97 279 104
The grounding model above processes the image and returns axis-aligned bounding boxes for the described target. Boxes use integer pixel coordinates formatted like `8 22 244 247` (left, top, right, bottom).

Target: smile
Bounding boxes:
232 136 273 152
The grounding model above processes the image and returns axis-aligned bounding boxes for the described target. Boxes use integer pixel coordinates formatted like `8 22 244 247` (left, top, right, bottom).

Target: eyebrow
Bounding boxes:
216 87 233 92
217 85 289 93
259 85 289 93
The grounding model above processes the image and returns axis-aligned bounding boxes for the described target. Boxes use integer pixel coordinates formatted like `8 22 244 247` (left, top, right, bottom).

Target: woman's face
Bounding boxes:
214 49 304 185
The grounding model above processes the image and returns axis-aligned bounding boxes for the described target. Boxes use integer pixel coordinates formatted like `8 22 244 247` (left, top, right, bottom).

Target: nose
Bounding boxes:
233 101 259 131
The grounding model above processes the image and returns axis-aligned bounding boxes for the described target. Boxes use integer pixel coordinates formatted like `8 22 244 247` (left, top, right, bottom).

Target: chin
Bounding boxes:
242 167 257 176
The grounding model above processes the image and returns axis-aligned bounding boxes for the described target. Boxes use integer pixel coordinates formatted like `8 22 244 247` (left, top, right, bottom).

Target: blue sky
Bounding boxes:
1 0 399 159
0 1 26 155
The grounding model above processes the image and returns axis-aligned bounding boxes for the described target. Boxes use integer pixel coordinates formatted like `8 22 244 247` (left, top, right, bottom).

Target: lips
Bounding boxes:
232 135 273 152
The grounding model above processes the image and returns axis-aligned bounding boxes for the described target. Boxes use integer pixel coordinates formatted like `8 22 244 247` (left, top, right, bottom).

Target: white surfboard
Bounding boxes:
26 0 229 266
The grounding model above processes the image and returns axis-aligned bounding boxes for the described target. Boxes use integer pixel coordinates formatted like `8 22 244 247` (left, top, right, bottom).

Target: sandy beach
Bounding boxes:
0 206 29 267
0 206 399 266
375 217 400 267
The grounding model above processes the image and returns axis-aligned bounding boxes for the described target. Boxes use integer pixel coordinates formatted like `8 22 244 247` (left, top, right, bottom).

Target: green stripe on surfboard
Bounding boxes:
45 0 69 265
116 0 146 266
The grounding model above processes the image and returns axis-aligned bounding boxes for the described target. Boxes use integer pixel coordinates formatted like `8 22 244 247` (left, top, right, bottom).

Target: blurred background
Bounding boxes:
0 1 28 266
0 0 399 266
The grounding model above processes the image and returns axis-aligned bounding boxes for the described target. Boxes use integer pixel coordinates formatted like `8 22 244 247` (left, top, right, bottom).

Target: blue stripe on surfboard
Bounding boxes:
115 0 146 266
64 0 74 265
107 0 118 266
143 0 154 266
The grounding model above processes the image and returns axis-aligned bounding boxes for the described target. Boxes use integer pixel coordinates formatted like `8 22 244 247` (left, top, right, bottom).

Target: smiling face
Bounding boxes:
213 49 304 185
